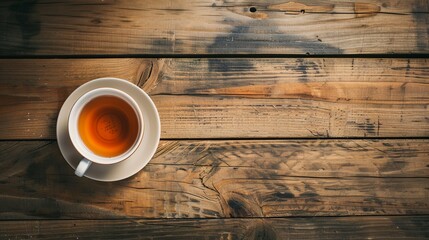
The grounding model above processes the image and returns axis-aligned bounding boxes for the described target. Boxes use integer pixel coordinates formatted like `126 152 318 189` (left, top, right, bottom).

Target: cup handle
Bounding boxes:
75 158 92 177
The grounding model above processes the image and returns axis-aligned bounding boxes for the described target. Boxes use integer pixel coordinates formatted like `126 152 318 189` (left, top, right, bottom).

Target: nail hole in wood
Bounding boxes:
250 7 257 13
301 9 305 14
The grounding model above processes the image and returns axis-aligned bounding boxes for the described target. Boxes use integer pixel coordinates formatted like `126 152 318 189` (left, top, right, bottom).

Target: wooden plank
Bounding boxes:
1 216 428 239
1 58 428 139
0 0 428 55
1 140 428 219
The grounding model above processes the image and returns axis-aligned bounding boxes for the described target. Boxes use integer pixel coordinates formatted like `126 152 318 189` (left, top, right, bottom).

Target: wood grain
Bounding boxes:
0 0 428 55
1 216 428 239
1 139 428 219
1 58 428 139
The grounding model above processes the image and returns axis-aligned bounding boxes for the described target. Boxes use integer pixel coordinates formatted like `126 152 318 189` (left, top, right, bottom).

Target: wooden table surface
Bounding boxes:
1 0 429 239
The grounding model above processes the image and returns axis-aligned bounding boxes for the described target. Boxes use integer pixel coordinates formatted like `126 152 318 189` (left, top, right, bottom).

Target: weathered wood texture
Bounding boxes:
1 58 428 139
1 139 428 219
1 216 429 239
0 0 428 55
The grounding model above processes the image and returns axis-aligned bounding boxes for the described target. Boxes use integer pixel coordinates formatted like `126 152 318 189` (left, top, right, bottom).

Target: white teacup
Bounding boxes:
68 87 144 177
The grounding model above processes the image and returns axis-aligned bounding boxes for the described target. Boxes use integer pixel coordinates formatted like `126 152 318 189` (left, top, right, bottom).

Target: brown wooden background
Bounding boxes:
0 0 428 239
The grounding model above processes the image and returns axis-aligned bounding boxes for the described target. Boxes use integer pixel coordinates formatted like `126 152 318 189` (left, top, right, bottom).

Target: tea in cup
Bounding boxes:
68 88 144 177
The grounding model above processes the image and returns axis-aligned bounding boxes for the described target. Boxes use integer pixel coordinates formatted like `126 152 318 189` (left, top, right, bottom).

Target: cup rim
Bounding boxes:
68 87 144 165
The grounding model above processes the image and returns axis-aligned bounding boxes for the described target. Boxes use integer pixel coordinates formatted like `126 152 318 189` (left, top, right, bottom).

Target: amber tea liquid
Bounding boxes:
78 96 139 157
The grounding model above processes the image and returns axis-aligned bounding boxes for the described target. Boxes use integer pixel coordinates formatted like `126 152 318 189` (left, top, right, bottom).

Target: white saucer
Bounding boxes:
56 78 161 181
